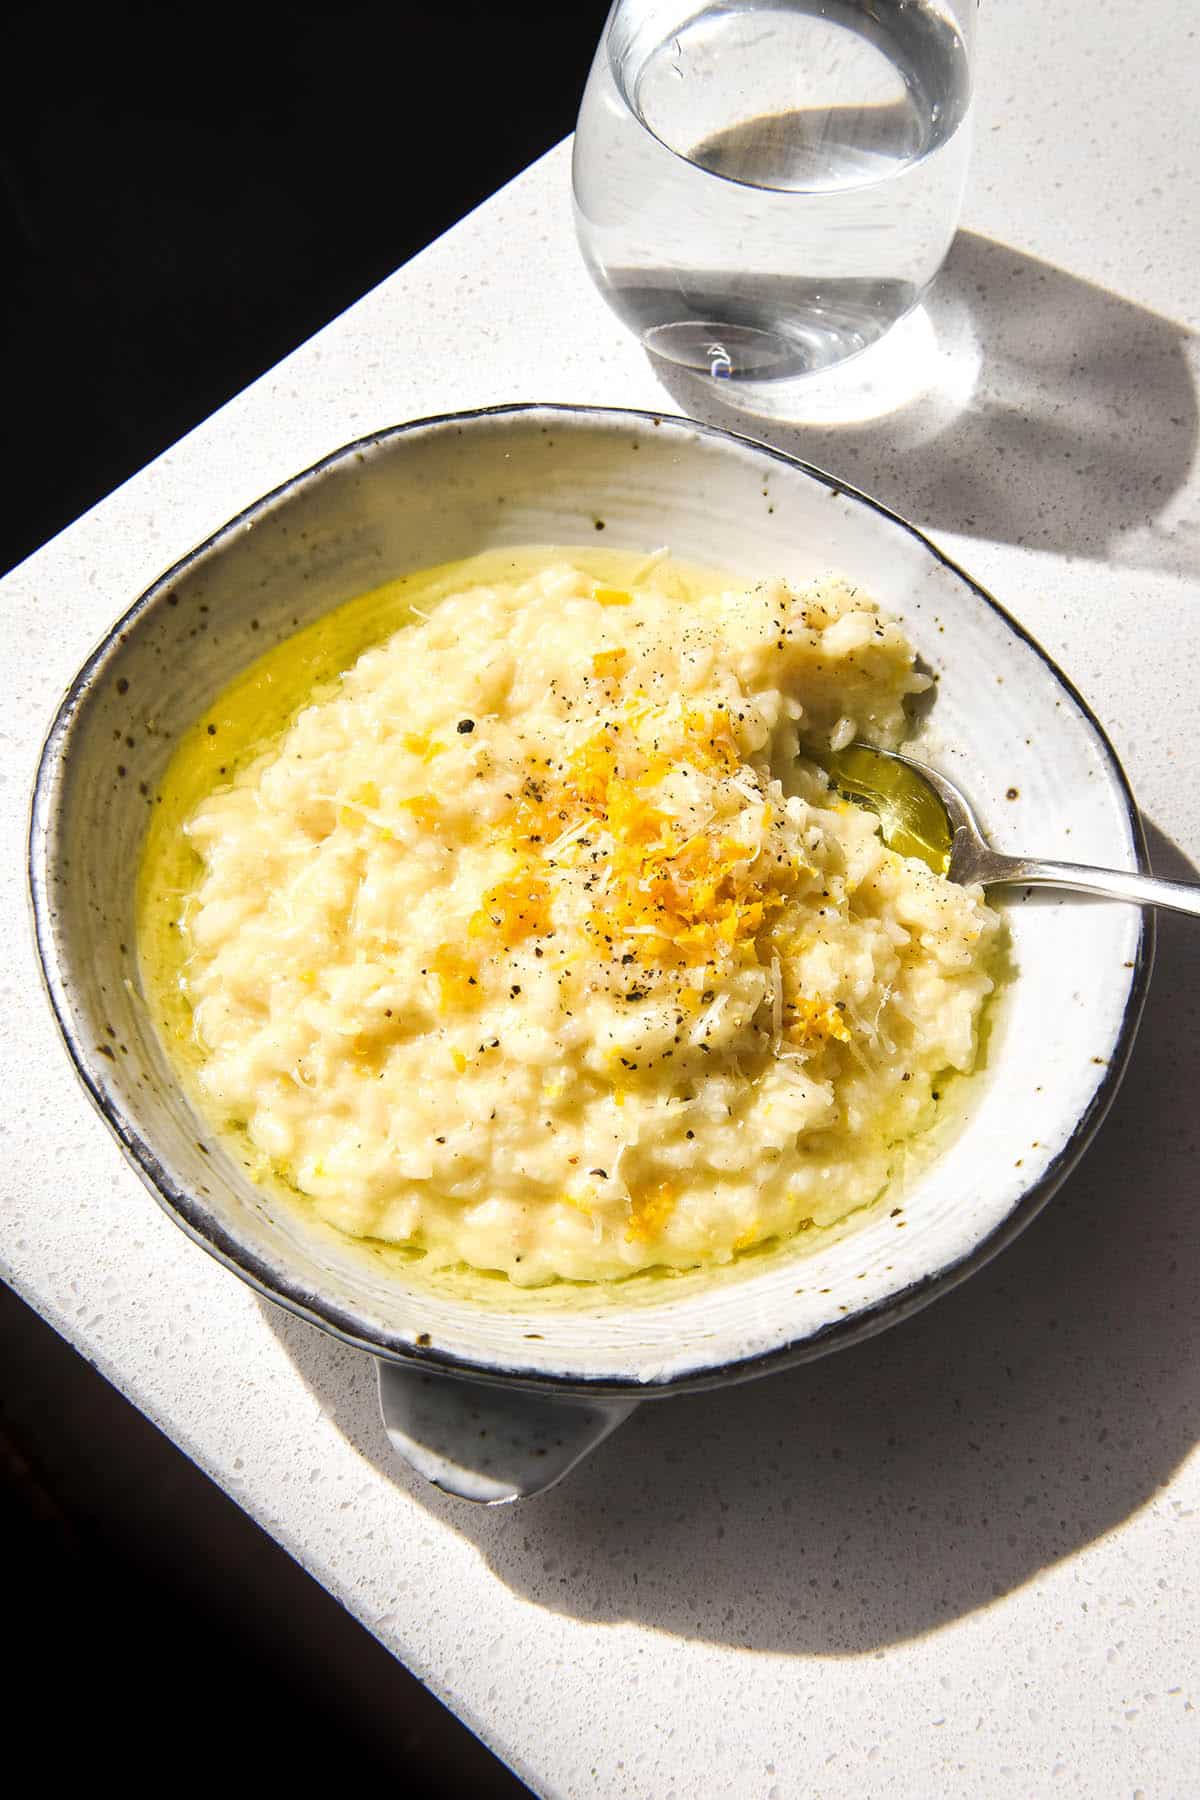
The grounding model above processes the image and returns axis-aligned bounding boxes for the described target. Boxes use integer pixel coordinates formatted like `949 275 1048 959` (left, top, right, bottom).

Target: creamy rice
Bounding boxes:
162 555 999 1285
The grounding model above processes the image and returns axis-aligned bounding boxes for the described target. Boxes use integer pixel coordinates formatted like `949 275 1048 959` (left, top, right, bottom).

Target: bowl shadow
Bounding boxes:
650 231 1199 581
264 819 1199 1656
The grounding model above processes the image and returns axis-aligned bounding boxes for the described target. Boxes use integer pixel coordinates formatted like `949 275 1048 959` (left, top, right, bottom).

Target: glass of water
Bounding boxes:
572 0 978 386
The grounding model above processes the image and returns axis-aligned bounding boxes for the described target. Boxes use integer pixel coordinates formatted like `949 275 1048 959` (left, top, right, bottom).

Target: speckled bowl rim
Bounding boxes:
29 401 1154 1397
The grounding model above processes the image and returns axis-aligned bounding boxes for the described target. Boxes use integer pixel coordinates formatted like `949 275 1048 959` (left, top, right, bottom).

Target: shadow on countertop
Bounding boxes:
268 820 1200 1658
651 232 1199 582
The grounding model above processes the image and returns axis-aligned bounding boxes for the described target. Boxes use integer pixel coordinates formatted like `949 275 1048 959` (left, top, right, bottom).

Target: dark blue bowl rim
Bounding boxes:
27 400 1155 1398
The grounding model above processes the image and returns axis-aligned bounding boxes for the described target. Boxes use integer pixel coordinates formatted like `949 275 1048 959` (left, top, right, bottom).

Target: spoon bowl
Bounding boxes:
820 743 1200 918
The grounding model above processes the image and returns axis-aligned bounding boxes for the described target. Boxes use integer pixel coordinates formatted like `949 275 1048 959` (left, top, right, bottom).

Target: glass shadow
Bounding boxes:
649 231 1198 580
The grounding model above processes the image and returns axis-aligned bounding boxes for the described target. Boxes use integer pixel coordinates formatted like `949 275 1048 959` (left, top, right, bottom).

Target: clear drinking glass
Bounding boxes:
572 0 979 386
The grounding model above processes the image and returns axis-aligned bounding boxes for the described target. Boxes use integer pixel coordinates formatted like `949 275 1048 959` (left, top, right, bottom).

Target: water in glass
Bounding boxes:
573 0 975 381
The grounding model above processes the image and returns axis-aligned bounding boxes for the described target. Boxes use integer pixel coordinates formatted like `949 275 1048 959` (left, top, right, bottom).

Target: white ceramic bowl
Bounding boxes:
30 405 1151 1500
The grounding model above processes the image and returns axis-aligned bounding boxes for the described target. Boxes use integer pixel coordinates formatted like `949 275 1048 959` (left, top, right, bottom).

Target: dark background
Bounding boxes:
2 0 609 576
3 2 608 1790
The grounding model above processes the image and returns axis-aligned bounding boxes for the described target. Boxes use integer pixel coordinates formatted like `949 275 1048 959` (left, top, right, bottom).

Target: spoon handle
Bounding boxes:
967 849 1200 918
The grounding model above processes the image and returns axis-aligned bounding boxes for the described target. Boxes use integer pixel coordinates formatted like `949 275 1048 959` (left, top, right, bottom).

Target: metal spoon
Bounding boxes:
815 742 1200 918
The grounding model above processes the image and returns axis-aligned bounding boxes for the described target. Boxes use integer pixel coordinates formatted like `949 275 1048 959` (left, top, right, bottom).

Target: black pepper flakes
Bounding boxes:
457 718 476 734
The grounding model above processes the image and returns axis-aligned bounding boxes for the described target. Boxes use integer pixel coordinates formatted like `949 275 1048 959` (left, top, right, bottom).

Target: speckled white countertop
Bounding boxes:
3 3 1197 1794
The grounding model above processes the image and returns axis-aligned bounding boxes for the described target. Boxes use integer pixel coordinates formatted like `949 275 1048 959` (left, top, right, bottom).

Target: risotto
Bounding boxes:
143 551 999 1285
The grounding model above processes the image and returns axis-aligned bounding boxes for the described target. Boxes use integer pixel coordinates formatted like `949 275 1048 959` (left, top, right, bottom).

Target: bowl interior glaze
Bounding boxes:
30 405 1150 1392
